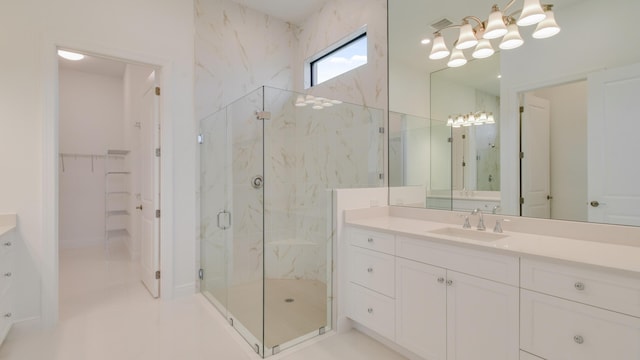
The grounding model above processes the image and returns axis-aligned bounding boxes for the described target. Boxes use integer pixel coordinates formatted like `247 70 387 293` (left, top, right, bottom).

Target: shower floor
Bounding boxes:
204 278 328 348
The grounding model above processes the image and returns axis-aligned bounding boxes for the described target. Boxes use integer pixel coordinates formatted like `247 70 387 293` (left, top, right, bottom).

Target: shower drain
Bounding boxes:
284 298 295 303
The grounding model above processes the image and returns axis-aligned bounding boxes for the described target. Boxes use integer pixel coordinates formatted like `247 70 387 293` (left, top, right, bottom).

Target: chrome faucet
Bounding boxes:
470 208 486 231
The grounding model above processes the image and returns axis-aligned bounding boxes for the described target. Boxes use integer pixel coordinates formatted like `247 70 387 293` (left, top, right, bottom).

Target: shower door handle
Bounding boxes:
217 210 231 230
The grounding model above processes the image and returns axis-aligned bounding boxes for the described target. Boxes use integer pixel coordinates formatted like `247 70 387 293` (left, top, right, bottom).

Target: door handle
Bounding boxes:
590 201 606 207
217 210 231 230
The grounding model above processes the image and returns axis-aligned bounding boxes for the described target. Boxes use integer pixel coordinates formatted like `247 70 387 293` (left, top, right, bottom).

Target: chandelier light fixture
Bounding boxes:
428 0 560 68
447 111 496 128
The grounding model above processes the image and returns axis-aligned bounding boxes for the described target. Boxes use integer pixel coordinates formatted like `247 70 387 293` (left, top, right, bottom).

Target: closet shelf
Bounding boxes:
107 210 129 217
107 149 130 155
107 191 130 195
106 171 131 175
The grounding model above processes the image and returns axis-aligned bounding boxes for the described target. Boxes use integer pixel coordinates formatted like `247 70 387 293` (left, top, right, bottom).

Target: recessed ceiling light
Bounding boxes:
420 38 432 45
497 74 502 79
58 50 85 61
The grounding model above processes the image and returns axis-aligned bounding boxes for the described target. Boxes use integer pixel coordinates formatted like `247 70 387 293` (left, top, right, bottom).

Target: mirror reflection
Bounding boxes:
388 0 640 227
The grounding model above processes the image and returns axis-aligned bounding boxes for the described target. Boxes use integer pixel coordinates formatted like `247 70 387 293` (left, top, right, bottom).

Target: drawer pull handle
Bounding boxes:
437 277 445 284
367 267 373 273
367 308 373 314
574 282 585 291
3 242 11 247
446 279 453 286
367 238 374 243
574 335 584 344
4 313 11 318
4 272 11 277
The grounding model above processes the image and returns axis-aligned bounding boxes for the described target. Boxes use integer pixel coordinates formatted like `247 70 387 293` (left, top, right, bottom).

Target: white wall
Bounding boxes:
389 63 429 119
534 81 588 222
58 68 124 248
0 0 194 324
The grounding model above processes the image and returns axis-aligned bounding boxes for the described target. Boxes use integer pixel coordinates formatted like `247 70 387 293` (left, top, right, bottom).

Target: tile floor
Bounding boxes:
0 240 406 360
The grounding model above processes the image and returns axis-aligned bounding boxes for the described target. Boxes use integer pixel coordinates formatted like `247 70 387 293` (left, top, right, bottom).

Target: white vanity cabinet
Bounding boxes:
345 227 519 360
520 258 640 360
0 229 15 345
395 236 519 360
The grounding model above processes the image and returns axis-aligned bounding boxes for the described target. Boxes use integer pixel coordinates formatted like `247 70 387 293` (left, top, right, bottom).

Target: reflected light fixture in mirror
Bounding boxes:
427 0 560 68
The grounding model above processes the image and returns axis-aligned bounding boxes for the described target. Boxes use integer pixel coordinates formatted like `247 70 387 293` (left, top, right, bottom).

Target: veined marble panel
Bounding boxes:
195 0 296 119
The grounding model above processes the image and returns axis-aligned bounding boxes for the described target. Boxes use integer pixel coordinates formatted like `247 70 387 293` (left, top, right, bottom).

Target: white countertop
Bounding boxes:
345 212 640 275
0 214 17 237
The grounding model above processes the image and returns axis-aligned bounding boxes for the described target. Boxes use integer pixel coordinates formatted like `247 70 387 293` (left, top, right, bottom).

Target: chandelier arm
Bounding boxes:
502 0 518 12
462 16 484 27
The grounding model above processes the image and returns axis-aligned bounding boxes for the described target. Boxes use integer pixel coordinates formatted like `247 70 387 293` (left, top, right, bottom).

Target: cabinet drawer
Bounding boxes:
397 235 519 286
0 253 13 298
521 289 640 360
0 236 14 258
347 283 395 341
521 258 640 317
349 246 395 297
0 292 13 345
349 228 395 255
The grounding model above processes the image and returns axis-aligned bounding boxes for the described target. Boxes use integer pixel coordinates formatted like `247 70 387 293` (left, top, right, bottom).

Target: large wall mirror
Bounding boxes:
388 0 640 227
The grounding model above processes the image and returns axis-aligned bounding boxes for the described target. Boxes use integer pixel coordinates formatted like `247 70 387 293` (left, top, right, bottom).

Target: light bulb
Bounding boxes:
518 0 546 26
429 33 450 60
456 21 478 50
484 6 508 39
500 22 524 50
472 39 495 59
533 5 561 39
58 50 85 61
447 47 467 68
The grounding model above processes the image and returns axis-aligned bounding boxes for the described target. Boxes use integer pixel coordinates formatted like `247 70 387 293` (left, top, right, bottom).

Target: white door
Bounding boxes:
446 271 519 360
521 94 551 218
140 72 161 297
587 62 640 226
395 258 446 360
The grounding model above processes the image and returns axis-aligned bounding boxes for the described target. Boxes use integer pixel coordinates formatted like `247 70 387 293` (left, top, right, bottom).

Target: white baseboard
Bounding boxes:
59 238 103 248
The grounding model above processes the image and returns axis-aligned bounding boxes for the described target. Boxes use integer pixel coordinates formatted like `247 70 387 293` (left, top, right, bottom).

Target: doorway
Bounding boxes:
57 49 162 319
520 80 588 221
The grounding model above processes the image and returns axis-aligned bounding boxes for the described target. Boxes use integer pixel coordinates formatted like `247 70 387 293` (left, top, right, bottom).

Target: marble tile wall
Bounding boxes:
196 0 388 286
195 0 297 120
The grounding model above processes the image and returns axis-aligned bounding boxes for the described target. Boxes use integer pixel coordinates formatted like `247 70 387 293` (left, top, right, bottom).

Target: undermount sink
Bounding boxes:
428 227 508 242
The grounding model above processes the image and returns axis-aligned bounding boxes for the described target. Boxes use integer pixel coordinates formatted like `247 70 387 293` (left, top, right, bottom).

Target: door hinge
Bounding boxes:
378 173 384 180
155 148 161 157
519 152 524 159
197 134 204 144
448 137 453 143
155 209 161 218
155 86 161 96
378 127 385 134
519 106 524 113
198 268 204 280
155 270 161 279
256 111 271 120
520 197 525 205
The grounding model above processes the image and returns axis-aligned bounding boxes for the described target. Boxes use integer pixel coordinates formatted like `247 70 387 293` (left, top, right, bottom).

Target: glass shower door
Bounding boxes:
199 108 230 315
225 88 266 356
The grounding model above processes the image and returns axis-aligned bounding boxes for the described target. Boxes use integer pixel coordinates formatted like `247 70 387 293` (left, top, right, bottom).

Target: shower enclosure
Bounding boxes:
199 86 384 357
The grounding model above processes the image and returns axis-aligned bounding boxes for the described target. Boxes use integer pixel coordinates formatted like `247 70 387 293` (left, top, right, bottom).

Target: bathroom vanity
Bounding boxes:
0 214 16 346
343 206 640 360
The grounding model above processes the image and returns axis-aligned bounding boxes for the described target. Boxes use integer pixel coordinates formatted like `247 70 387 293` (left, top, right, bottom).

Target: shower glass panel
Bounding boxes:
200 86 384 357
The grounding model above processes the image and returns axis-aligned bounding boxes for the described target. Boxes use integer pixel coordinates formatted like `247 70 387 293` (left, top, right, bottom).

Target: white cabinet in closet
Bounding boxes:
520 258 640 360
0 226 16 345
104 149 130 250
395 236 519 360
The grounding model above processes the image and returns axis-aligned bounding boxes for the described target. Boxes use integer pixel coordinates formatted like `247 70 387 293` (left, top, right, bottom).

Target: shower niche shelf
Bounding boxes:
104 149 130 248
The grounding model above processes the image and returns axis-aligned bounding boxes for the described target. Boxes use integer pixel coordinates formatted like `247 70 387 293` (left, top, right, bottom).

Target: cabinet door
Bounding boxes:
446 271 519 360
396 258 446 360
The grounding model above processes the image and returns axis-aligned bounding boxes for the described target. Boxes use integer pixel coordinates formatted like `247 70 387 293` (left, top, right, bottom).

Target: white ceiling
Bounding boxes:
228 0 327 24
58 52 127 78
